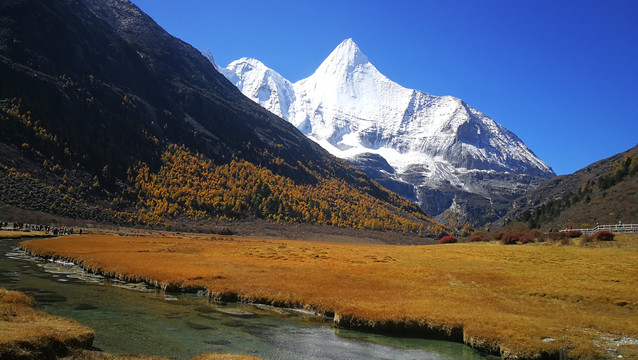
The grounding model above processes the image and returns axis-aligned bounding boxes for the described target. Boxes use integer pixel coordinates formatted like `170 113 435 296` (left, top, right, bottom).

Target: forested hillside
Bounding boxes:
507 145 638 229
131 145 437 233
0 0 443 235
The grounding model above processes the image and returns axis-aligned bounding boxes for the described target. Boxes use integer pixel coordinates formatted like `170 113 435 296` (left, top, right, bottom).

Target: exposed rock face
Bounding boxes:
212 39 555 225
346 153 417 203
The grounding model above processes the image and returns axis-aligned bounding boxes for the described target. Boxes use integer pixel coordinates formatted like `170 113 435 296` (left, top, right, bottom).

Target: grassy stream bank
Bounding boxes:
18 233 638 359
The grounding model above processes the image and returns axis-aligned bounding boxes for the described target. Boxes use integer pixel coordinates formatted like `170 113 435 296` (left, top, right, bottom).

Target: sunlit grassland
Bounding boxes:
0 230 49 239
66 350 261 360
0 270 261 359
21 233 638 359
0 289 94 357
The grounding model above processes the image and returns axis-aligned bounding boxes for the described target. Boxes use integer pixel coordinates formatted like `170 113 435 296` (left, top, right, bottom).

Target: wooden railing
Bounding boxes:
561 224 638 235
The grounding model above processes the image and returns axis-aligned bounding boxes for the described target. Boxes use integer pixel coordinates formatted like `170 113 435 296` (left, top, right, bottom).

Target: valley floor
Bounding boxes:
18 232 638 359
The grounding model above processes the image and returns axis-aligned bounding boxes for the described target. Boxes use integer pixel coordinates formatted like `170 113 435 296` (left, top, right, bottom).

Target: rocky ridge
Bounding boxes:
208 39 555 225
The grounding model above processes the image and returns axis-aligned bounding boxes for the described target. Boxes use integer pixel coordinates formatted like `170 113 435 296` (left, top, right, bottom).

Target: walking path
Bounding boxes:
562 223 638 235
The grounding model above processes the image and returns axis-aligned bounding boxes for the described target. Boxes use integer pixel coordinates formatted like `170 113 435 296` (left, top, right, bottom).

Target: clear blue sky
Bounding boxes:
131 0 637 176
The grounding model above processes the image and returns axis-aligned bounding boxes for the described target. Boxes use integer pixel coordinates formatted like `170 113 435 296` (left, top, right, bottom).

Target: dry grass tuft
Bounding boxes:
0 288 34 306
63 351 261 360
63 350 170 360
0 290 261 360
20 233 638 359
0 289 95 358
0 230 49 239
191 354 262 360
63 349 260 360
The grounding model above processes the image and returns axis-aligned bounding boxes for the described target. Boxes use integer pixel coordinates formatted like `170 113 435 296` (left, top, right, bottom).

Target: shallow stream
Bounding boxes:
1 238 487 359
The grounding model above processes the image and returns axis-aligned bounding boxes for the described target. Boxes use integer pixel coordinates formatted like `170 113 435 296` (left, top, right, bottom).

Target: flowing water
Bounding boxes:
0 238 488 360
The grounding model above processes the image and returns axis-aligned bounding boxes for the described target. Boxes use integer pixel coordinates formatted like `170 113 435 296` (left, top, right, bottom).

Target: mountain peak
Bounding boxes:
229 57 266 69
220 38 556 225
319 38 369 72
200 49 221 71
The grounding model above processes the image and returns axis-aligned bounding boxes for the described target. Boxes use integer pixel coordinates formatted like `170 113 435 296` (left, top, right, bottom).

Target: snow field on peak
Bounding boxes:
210 38 554 206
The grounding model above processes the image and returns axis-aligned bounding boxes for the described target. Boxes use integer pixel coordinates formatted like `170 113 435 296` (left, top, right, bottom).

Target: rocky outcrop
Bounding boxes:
215 39 556 225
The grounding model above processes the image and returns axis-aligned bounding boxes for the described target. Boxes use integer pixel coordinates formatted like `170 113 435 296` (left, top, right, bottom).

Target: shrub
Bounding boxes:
493 232 506 241
566 230 582 238
528 229 544 241
0 290 34 306
500 233 519 245
578 235 595 246
548 232 570 242
469 234 490 242
519 236 533 244
439 236 458 244
216 227 234 235
500 221 529 233
593 231 615 242
530 230 552 243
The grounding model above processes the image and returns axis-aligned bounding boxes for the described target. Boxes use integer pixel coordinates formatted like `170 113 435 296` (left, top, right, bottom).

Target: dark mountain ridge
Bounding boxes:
501 144 638 229
1 0 325 177
0 0 441 234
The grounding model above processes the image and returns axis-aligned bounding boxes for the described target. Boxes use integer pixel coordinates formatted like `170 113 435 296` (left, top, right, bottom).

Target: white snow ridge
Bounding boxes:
203 39 555 225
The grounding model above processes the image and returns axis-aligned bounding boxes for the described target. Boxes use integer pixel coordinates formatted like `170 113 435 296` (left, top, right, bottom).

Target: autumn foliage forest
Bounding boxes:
132 145 441 234
0 91 447 235
0 96 443 234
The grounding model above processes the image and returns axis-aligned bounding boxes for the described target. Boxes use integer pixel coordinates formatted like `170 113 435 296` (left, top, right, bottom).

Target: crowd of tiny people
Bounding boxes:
0 221 82 236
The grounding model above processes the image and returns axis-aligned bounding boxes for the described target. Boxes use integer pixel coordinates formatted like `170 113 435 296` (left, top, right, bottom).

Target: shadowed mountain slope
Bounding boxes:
502 144 638 229
0 0 441 234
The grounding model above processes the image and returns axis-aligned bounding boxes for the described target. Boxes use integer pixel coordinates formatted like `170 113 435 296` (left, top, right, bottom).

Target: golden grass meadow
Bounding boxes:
0 230 50 239
0 289 94 358
0 289 261 360
20 233 638 359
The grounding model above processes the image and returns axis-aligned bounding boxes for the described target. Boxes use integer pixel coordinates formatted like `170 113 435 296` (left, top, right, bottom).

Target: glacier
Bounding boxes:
203 39 555 226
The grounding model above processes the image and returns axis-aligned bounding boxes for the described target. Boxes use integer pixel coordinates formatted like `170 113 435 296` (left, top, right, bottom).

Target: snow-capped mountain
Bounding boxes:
205 39 555 225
